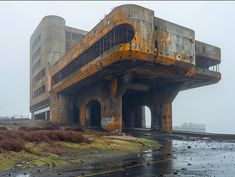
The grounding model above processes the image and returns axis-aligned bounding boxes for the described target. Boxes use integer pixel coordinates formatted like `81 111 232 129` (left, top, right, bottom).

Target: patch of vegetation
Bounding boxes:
0 151 37 171
0 130 90 152
0 130 159 172
70 158 84 163
25 153 69 168
18 122 60 131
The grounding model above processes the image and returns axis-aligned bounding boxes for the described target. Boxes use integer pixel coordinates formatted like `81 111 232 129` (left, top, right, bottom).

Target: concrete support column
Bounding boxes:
101 79 123 132
141 106 146 128
161 103 172 132
79 104 86 126
151 104 161 131
50 92 71 124
150 83 182 133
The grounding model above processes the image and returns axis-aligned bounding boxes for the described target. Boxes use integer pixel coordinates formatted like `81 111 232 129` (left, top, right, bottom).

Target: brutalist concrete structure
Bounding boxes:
32 4 221 133
30 16 87 120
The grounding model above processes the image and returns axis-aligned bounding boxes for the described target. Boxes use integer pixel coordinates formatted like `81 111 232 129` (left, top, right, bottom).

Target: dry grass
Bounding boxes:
0 130 90 153
0 139 26 152
18 122 60 131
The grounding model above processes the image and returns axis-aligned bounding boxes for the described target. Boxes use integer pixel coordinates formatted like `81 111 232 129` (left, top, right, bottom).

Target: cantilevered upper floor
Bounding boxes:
48 4 221 94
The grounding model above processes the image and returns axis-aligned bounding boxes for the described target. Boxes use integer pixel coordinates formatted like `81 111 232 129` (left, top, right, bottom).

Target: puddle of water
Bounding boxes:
16 175 30 177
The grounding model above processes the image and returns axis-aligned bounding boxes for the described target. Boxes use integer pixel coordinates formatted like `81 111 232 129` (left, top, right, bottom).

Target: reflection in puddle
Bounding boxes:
16 174 30 177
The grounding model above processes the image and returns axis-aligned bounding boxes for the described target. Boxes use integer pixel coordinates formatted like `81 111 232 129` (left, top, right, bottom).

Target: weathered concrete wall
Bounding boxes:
50 78 124 132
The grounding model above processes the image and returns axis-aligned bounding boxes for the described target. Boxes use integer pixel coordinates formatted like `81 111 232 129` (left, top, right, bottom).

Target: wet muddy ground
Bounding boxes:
3 131 235 177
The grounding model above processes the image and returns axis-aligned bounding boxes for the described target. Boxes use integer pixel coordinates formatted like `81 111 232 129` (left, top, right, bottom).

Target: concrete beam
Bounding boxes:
127 83 149 91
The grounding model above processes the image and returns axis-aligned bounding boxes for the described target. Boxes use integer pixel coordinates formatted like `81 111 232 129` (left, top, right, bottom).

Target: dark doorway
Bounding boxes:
85 100 101 126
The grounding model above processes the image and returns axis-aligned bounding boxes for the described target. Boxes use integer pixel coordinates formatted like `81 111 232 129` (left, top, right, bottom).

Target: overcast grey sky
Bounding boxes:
0 1 234 133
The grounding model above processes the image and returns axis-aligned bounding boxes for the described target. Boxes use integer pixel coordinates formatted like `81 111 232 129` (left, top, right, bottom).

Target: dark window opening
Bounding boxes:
34 110 49 120
32 85 45 99
66 32 84 42
52 24 135 85
34 112 46 120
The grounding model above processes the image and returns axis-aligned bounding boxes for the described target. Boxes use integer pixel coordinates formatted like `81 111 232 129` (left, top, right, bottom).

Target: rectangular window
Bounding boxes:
66 32 72 41
72 33 83 41
32 85 45 99
66 32 83 42
66 43 72 53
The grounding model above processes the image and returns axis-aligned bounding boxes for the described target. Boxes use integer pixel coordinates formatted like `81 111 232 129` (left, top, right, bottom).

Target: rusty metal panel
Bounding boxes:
123 4 155 53
154 17 195 65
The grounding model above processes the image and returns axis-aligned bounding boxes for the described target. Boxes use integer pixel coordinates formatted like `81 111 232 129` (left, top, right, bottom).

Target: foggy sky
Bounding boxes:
0 1 234 133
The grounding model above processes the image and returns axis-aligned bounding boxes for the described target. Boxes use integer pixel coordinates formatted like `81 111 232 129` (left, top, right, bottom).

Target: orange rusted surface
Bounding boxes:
185 67 196 77
49 4 220 94
47 4 221 133
102 115 120 132
161 103 172 133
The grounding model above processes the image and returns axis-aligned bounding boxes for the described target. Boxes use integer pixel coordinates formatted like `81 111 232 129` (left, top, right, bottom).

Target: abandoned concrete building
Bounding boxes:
30 4 221 133
30 16 87 120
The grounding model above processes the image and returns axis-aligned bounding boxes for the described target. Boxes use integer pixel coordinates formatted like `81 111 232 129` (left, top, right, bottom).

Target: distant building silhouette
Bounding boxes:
173 123 206 132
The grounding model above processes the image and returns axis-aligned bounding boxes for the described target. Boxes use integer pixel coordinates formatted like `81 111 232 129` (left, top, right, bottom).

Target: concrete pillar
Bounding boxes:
141 106 146 128
151 104 161 131
150 83 182 133
101 79 123 132
50 92 71 124
161 103 172 132
79 104 86 126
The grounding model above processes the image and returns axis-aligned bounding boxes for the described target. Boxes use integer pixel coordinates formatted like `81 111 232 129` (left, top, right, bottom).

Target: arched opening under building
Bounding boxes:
129 105 152 129
122 97 152 130
85 100 101 126
72 105 80 124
